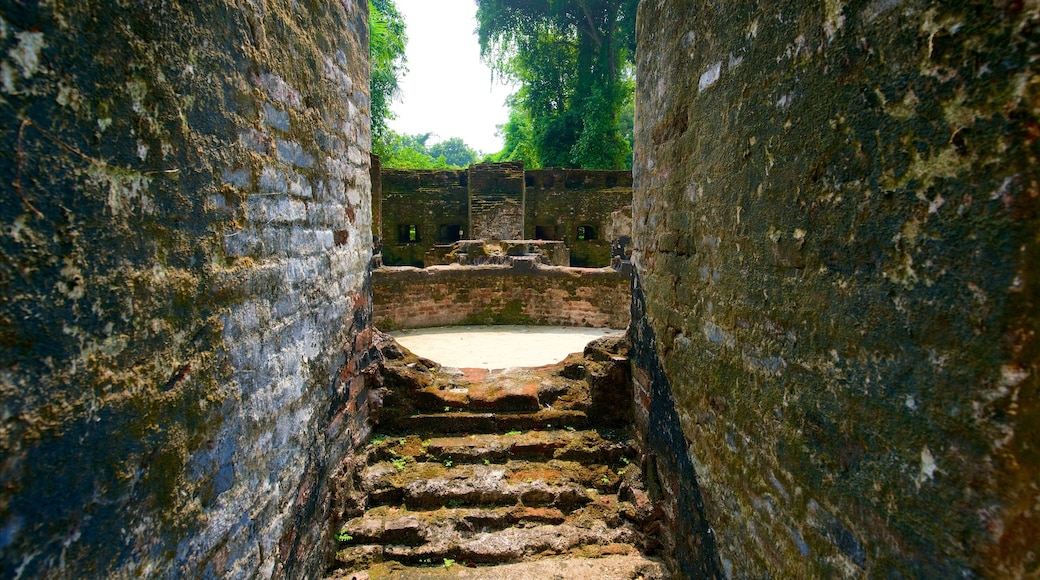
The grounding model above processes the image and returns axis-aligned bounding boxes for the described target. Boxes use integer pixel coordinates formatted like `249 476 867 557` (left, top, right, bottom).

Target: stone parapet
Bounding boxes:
373 263 630 330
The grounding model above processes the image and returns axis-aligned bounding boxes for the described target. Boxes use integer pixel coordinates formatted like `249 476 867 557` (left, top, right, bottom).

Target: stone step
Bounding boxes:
412 380 542 413
367 429 637 466
339 505 568 546
394 409 589 435
334 519 645 568
361 459 629 511
339 492 655 544
329 554 668 580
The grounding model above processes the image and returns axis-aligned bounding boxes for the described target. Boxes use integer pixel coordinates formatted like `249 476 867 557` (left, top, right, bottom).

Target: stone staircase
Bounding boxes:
326 332 668 579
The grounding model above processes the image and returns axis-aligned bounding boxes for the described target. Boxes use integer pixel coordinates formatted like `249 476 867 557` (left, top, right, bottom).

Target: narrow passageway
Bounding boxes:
326 331 668 579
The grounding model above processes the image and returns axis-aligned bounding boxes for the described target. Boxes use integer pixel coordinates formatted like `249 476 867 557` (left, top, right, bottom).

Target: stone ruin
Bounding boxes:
1 1 1036 578
372 161 633 269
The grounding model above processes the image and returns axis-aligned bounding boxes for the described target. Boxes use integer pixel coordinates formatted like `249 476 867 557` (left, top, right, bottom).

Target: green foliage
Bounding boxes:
335 532 354 542
381 131 481 169
391 457 408 471
488 103 540 167
370 0 407 158
476 0 637 169
428 137 480 168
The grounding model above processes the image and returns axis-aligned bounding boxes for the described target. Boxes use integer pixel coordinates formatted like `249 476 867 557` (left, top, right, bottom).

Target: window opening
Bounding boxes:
398 224 420 244
439 224 464 243
535 225 558 240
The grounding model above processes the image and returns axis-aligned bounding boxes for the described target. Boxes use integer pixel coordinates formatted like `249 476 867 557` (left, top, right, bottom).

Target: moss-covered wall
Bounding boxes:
373 262 630 330
634 0 1038 576
525 168 633 267
0 1 374 576
378 164 632 267
380 168 469 266
469 161 526 241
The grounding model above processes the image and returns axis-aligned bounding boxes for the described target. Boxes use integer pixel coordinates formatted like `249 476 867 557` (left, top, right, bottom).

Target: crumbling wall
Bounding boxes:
380 168 468 266
0 1 374 577
373 262 630 330
525 169 633 267
468 161 526 241
634 0 1038 577
377 164 632 268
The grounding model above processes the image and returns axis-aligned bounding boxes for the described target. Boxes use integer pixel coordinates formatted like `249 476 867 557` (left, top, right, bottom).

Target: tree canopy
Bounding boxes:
476 0 638 169
369 0 407 158
428 137 480 168
380 132 481 170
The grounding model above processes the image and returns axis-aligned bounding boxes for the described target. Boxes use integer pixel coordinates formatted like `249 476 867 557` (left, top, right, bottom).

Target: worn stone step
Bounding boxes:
396 409 588 435
342 488 656 542
364 461 632 507
412 380 541 413
334 520 644 568
339 505 569 546
362 460 618 511
427 429 634 465
329 554 668 580
367 430 636 466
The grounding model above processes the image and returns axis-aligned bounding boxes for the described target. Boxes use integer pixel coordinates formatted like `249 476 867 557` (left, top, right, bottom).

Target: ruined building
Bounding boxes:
373 161 633 268
1 1 1037 578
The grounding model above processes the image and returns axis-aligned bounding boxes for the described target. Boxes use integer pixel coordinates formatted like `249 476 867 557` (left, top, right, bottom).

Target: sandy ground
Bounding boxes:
389 325 624 369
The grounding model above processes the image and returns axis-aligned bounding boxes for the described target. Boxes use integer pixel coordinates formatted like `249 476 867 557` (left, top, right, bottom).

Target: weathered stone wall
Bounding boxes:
373 262 630 330
377 164 632 267
468 161 526 241
381 168 468 266
634 0 1038 577
0 2 374 577
525 169 633 267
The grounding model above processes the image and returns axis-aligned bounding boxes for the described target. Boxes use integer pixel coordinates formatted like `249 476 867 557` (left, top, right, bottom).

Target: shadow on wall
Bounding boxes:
629 271 724 578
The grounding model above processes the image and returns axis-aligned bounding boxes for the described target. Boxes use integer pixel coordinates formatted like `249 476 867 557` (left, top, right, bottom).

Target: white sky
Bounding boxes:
386 0 518 155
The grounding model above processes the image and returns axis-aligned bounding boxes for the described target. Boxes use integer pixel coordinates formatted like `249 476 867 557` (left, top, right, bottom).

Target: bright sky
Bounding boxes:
387 0 518 155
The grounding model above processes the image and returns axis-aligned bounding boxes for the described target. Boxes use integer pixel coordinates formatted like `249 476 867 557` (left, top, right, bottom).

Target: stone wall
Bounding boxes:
0 2 374 577
377 164 632 267
468 161 526 241
525 169 633 266
380 168 468 266
373 262 630 330
634 0 1038 577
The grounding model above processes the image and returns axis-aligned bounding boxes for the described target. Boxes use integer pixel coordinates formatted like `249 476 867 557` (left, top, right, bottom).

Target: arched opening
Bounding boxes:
576 225 597 241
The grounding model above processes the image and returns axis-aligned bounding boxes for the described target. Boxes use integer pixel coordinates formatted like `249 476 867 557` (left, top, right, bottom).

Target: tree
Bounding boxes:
476 0 637 169
491 102 540 168
369 0 407 158
428 137 480 168
380 132 482 170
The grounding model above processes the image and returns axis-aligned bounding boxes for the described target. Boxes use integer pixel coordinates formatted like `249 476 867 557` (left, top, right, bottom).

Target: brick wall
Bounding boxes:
525 169 632 267
468 161 526 241
0 1 374 577
633 0 1039 577
378 164 632 267
373 262 630 330
381 168 469 266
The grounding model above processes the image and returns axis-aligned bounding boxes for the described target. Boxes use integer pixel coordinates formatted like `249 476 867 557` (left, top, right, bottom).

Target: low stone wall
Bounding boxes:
373 262 631 330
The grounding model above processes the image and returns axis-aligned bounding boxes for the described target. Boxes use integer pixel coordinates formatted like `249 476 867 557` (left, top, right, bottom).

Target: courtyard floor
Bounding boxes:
388 325 624 369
